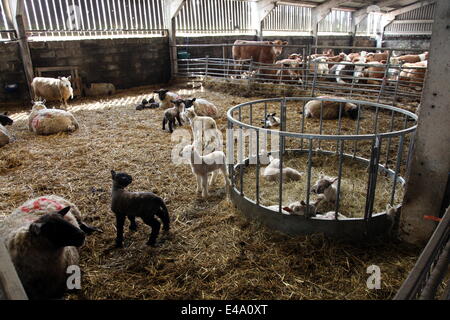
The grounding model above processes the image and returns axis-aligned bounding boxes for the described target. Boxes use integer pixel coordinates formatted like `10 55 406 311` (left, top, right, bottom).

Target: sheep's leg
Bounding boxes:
196 175 202 194
176 115 182 126
128 216 138 231
169 120 174 133
143 216 161 247
162 118 167 130
115 214 126 248
220 164 230 187
201 175 209 198
156 203 170 232
209 170 218 186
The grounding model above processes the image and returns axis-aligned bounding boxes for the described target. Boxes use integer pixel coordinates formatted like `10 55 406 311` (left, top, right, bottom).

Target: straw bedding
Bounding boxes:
0 82 420 300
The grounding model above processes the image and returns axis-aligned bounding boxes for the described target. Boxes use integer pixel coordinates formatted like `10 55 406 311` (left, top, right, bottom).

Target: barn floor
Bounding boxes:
0 82 421 300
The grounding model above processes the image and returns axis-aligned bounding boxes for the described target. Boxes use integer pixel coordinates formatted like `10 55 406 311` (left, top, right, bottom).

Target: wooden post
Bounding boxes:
0 242 28 300
7 0 34 100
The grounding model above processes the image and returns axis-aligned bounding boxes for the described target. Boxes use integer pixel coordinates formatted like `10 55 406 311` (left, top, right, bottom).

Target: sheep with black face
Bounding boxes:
153 89 180 109
1 207 86 299
111 170 170 247
0 112 13 126
162 98 185 133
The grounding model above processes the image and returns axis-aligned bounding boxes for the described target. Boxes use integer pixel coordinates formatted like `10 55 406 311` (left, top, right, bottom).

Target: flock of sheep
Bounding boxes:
0 74 397 300
242 47 429 88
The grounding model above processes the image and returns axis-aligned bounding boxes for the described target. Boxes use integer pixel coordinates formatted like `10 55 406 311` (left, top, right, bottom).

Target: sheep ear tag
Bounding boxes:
57 206 71 216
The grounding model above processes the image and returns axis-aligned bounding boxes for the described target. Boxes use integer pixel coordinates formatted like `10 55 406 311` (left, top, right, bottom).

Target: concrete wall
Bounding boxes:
0 42 28 103
29 37 171 91
382 35 431 51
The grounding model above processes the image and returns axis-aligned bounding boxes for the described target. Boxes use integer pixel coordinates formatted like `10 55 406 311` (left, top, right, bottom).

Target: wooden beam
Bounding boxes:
8 0 34 101
400 0 450 245
0 242 28 300
311 0 348 46
388 0 436 17
164 0 186 78
255 0 278 40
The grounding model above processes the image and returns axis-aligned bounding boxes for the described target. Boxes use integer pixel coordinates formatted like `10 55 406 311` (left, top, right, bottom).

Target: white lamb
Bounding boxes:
262 155 303 182
311 175 339 206
261 113 280 128
28 100 79 135
31 76 73 109
182 107 220 152
153 89 181 109
268 200 317 218
313 211 348 220
184 98 219 118
0 123 12 148
182 144 230 198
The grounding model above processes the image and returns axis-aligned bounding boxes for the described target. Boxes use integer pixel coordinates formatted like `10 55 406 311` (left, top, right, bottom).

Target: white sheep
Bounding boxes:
262 155 303 182
28 100 79 135
313 211 348 220
0 195 99 299
184 98 219 118
153 89 181 109
182 144 230 198
311 175 339 206
182 107 220 152
304 96 359 120
83 82 116 96
0 123 12 148
268 200 317 218
261 113 280 128
31 76 73 109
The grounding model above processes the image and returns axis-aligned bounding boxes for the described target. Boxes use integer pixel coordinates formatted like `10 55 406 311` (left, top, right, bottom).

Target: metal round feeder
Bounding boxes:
226 96 418 240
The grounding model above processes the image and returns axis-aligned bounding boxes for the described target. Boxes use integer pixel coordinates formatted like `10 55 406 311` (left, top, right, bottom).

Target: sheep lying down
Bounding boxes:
0 123 12 148
28 101 79 135
0 195 100 299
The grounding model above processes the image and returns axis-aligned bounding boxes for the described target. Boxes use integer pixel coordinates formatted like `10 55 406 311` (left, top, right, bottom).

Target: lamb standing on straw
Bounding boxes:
28 100 79 135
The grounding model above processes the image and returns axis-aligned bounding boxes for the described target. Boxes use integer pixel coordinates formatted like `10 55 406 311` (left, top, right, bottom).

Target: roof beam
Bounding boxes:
311 0 349 24
387 0 436 17
353 0 398 25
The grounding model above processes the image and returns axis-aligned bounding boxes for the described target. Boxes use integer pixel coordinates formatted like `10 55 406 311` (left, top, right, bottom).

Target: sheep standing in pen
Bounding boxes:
183 97 219 118
268 200 317 218
111 170 170 248
162 99 185 133
261 113 280 128
153 89 180 109
182 144 230 199
31 76 74 109
303 96 359 120
262 155 303 182
28 100 79 135
182 107 220 152
0 206 86 299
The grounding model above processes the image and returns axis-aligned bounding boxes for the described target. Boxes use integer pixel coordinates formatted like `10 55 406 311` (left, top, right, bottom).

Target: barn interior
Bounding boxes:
0 0 449 301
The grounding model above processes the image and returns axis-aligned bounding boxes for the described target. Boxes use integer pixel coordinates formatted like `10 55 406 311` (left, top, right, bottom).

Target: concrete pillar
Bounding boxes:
400 0 450 245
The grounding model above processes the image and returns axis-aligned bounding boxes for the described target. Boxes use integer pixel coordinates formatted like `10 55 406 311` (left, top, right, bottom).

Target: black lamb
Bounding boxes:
110 170 170 247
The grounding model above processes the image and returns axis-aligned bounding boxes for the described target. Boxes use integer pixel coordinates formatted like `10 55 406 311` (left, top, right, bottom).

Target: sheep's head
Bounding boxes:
58 76 72 89
0 112 13 126
283 200 316 218
182 107 197 121
111 170 133 189
31 99 47 111
311 176 338 194
183 98 196 110
171 99 186 111
153 89 169 101
345 103 359 120
29 206 85 248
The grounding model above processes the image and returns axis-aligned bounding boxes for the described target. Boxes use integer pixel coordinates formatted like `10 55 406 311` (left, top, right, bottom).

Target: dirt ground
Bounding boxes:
0 82 421 300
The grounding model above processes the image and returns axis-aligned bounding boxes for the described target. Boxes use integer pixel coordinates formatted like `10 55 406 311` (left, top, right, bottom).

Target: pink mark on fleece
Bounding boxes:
20 197 64 214
31 116 40 129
